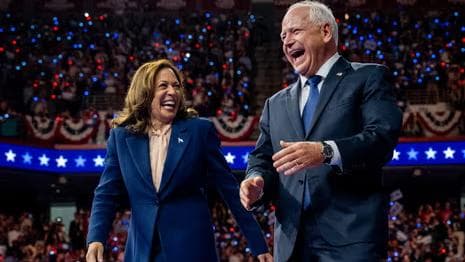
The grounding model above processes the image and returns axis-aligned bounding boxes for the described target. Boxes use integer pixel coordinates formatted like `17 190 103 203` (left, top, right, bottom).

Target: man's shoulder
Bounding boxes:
268 83 294 102
349 62 388 73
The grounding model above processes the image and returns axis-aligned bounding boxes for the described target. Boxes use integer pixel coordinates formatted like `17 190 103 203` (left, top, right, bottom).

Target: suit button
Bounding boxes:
298 180 304 185
154 199 159 205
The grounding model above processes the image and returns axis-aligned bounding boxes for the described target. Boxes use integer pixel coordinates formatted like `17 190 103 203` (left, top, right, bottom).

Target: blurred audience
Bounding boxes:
281 9 465 111
0 11 256 119
2 8 465 141
388 201 465 261
2 199 465 261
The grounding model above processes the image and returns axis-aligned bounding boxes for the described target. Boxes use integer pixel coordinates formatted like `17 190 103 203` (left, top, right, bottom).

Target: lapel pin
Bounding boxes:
336 72 343 76
178 137 184 143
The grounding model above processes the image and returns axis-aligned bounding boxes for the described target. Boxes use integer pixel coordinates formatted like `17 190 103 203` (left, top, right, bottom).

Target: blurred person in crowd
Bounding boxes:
449 220 464 259
240 1 401 261
45 219 69 247
447 64 465 109
0 100 13 117
86 59 272 262
439 202 453 223
7 225 20 248
19 213 32 233
419 204 435 224
68 212 85 251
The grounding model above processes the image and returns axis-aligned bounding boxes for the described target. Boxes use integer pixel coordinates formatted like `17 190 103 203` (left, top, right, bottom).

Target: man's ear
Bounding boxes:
321 23 333 44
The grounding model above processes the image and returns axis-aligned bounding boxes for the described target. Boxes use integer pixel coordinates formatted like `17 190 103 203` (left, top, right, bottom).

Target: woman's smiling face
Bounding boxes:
150 67 182 125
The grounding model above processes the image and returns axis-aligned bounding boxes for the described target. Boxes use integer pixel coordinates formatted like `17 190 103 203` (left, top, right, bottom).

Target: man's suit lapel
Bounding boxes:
126 134 155 191
285 82 305 139
305 57 352 138
158 120 189 193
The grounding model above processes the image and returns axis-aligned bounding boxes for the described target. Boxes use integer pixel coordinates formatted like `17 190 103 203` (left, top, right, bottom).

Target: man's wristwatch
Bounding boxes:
320 141 334 164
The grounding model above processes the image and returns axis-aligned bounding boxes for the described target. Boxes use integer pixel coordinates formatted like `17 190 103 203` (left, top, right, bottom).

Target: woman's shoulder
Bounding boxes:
178 117 213 128
112 126 127 133
110 126 134 137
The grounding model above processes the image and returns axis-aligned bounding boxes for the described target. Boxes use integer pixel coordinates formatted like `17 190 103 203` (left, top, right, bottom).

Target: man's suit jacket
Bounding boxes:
247 57 402 261
87 118 268 261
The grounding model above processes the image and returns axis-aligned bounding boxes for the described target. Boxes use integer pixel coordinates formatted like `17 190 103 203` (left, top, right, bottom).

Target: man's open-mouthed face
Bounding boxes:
281 6 332 77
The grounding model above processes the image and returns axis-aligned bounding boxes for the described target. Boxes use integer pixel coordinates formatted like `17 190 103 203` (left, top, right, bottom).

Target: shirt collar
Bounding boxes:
299 53 341 87
150 124 172 137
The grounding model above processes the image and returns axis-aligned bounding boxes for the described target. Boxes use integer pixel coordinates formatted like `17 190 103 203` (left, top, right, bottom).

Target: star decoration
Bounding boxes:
93 155 105 167
443 147 455 159
38 154 50 166
75 156 86 167
224 152 235 164
55 155 68 167
242 153 249 164
407 148 418 160
5 150 16 162
22 153 32 164
392 149 400 161
425 147 437 160
0 142 463 172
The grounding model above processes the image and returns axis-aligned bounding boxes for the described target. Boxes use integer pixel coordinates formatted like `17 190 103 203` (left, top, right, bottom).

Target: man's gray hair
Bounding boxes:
287 1 338 46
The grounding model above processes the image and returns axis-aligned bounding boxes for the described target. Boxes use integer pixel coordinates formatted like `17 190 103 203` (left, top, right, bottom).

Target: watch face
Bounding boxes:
323 143 333 163
326 147 333 157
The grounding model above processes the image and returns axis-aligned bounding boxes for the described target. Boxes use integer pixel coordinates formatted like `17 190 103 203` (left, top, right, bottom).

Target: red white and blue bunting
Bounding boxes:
24 115 100 144
210 115 257 142
55 117 99 144
417 110 462 136
24 115 57 143
402 106 463 137
23 114 259 144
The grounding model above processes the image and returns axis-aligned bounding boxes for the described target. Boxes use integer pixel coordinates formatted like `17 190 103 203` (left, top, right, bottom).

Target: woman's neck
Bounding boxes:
150 119 171 131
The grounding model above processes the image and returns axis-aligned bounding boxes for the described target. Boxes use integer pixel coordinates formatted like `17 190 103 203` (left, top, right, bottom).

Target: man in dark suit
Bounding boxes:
240 1 402 261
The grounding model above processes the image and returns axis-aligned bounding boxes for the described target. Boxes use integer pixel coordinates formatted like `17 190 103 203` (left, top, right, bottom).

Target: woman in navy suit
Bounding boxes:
86 59 272 262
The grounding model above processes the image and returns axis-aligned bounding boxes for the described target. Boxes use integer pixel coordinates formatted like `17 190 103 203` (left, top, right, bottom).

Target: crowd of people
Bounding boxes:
281 8 465 110
0 201 274 261
0 10 260 141
0 10 257 119
0 8 464 140
2 199 465 261
340 9 464 106
0 211 87 261
388 201 465 261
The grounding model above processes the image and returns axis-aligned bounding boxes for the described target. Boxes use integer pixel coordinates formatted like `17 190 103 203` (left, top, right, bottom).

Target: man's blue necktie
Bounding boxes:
302 75 322 134
302 75 322 209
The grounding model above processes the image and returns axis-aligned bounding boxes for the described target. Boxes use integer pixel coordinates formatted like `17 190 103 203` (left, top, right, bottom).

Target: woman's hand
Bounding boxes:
86 242 104 262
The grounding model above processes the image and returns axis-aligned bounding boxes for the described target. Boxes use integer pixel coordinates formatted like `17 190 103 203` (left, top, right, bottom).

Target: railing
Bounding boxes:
82 93 125 111
404 88 448 105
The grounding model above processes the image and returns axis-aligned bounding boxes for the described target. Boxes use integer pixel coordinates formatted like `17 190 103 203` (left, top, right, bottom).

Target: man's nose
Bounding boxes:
283 35 295 47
